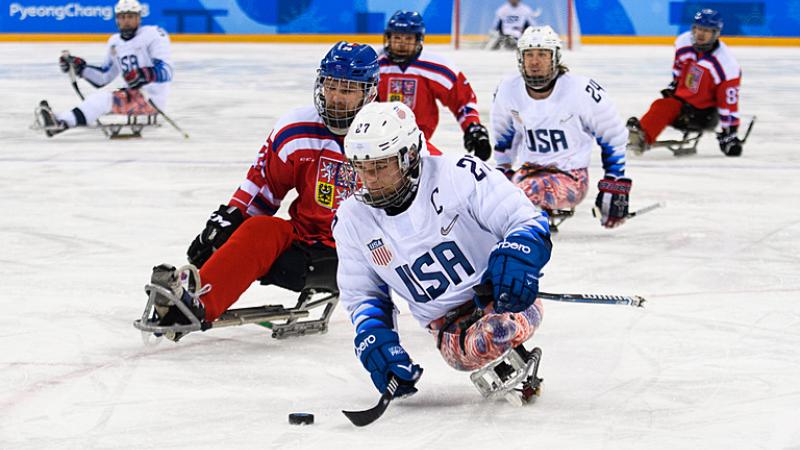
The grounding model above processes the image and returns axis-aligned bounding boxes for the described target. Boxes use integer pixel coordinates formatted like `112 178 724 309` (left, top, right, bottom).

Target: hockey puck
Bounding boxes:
288 413 314 425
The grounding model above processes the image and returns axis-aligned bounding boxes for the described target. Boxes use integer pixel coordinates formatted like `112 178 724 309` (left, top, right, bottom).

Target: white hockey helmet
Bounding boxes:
344 101 424 209
517 25 562 89
114 0 142 15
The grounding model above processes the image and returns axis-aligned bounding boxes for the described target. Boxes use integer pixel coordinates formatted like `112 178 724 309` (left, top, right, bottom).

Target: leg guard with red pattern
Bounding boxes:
111 89 158 115
199 216 296 321
512 167 589 211
430 299 543 372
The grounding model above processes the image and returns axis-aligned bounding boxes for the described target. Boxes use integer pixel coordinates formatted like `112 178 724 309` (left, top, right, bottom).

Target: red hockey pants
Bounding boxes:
639 96 683 144
199 216 296 321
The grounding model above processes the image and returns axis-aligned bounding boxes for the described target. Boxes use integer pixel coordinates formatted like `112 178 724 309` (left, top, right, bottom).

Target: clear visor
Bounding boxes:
314 76 377 135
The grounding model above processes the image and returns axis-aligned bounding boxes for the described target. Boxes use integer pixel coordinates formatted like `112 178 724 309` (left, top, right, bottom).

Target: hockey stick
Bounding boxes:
738 115 757 145
592 201 664 221
537 291 645 307
474 282 645 308
342 376 398 427
139 91 189 139
62 50 110 137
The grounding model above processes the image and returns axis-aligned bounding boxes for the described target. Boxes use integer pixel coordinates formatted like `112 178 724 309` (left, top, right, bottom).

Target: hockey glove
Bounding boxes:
717 126 742 157
124 67 157 89
59 54 86 76
464 123 492 161
355 328 423 397
595 176 632 228
478 227 552 313
660 78 678 98
187 205 245 268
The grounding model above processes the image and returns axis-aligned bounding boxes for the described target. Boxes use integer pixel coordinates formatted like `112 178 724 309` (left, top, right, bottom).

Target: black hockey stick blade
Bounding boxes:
739 115 757 145
342 377 398 427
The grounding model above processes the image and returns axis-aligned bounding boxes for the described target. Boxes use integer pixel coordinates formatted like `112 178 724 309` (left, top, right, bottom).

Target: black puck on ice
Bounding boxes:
288 413 314 425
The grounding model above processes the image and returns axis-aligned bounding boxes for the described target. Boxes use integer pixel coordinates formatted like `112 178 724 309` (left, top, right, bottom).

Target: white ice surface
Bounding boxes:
1 43 799 449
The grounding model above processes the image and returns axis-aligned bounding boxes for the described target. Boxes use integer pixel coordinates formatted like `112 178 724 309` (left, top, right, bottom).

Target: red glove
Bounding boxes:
124 67 156 89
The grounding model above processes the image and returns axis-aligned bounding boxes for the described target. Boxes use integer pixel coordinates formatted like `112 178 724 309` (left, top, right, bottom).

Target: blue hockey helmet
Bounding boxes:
693 8 723 31
691 9 723 52
384 10 425 64
314 41 380 135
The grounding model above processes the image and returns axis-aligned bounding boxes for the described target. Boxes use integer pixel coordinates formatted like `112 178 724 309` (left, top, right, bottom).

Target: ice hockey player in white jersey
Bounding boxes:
491 26 631 229
333 101 552 401
487 0 540 50
36 0 172 137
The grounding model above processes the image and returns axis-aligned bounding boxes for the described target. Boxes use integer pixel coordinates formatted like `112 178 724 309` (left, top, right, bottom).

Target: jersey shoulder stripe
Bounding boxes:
409 57 458 83
269 106 334 152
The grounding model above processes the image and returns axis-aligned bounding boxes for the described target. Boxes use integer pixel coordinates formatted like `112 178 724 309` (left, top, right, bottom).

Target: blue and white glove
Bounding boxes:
477 227 552 313
355 328 423 397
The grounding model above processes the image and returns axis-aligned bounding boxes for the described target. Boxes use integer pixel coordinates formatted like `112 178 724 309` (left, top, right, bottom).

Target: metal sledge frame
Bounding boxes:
133 284 339 341
652 115 757 157
545 209 574 233
470 346 543 406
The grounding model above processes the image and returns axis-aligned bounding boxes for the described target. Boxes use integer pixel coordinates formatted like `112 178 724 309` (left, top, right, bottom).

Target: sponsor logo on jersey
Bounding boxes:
388 78 418 109
685 65 704 93
315 156 356 210
367 238 394 266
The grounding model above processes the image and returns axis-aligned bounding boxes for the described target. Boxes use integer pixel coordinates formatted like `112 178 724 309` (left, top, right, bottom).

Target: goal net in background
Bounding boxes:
452 0 580 50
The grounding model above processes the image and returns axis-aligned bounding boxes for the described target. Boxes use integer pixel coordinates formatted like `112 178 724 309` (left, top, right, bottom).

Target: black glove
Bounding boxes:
187 205 245 268
59 54 86 76
463 123 491 161
594 176 632 229
717 126 742 157
123 67 157 89
661 78 677 98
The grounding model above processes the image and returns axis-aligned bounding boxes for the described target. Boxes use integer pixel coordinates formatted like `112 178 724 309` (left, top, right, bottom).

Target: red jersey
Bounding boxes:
672 31 741 128
228 105 354 247
378 49 481 141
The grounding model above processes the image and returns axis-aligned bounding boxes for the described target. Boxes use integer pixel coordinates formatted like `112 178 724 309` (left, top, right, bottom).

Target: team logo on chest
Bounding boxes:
685 65 704 93
388 78 418 109
367 238 394 266
315 156 356 211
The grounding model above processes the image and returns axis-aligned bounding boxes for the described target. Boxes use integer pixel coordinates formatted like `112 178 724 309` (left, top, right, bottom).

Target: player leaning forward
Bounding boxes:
135 42 380 341
334 101 552 404
37 0 172 137
491 26 631 229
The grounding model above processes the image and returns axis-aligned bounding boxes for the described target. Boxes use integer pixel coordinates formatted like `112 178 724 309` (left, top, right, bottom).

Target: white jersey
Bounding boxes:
491 72 628 178
334 154 548 328
492 3 539 38
81 25 173 109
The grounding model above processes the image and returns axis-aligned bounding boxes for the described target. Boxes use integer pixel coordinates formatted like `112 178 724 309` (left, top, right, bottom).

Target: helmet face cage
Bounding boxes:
114 0 142 40
314 42 380 135
518 48 559 89
351 138 421 208
314 76 378 135
384 11 425 64
517 26 562 89
691 9 723 52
